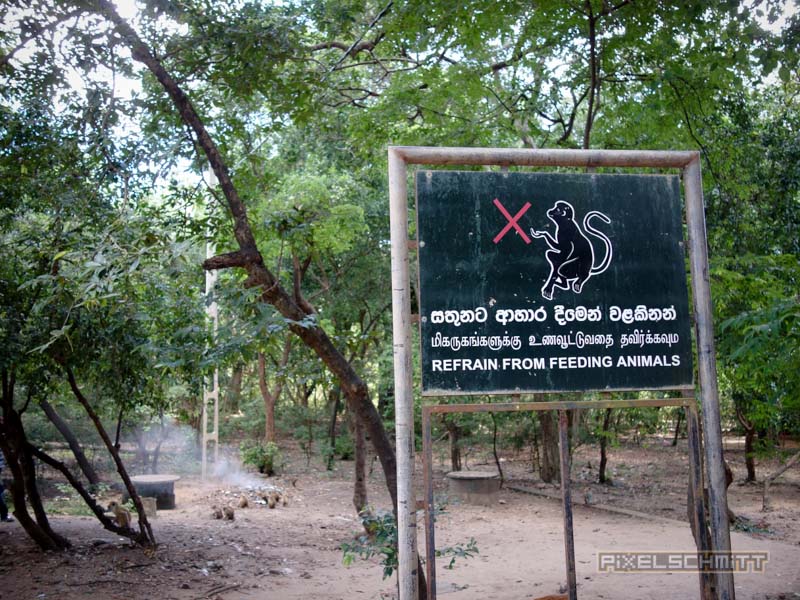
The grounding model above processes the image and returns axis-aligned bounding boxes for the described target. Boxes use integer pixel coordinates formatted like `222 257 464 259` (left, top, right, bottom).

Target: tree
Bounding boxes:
87 0 407 517
257 337 291 444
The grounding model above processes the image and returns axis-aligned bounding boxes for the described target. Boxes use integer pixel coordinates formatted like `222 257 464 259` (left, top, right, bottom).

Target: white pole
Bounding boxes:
388 147 418 600
202 166 220 479
201 240 219 478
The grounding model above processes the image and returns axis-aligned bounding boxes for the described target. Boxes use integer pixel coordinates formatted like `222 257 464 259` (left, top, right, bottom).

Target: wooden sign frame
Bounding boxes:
388 147 734 600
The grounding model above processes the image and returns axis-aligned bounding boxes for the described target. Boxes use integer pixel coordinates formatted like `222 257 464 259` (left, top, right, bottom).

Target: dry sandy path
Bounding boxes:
1 463 798 600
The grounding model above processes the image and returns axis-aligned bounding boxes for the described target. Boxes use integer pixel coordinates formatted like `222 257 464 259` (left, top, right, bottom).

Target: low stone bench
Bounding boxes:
446 470 501 506
128 474 180 510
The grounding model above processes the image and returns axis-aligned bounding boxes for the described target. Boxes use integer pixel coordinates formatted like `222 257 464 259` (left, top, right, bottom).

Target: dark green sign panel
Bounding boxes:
416 171 694 395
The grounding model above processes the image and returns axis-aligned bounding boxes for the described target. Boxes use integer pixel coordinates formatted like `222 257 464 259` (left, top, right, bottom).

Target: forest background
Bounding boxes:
0 0 798 572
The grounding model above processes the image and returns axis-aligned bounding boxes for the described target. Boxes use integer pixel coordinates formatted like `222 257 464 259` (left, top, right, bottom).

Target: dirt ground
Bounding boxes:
0 438 798 600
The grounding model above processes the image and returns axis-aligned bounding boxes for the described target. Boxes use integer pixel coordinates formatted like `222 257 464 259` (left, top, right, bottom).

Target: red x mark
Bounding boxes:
493 198 532 244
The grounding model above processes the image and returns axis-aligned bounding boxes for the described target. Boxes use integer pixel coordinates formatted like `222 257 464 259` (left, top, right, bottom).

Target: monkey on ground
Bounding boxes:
266 491 288 509
222 506 235 521
237 494 249 509
211 505 223 520
107 500 132 530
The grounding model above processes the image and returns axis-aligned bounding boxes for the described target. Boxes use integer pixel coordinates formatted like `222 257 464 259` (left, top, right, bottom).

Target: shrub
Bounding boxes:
240 441 281 476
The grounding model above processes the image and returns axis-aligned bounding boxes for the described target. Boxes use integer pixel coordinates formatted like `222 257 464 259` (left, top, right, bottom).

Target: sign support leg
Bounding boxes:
687 405 715 600
558 409 578 600
388 148 419 600
422 407 437 600
684 157 735 600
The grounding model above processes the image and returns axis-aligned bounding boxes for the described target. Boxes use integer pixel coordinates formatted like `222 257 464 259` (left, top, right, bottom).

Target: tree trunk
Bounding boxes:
598 408 612 484
444 416 462 471
0 372 70 550
94 0 400 508
258 337 292 444
530 414 540 472
65 367 156 547
298 384 312 408
744 427 756 483
226 363 244 413
583 5 599 149
0 439 63 549
114 406 124 449
672 409 684 447
133 426 150 471
569 408 580 450
0 414 69 549
150 409 169 474
20 439 71 546
326 386 341 471
377 385 392 419
257 352 277 444
352 412 368 513
538 410 560 483
28 444 140 540
39 398 100 485
735 406 757 483
491 414 504 488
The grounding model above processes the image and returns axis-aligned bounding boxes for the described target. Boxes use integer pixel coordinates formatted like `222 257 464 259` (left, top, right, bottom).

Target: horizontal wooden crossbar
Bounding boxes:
422 396 693 416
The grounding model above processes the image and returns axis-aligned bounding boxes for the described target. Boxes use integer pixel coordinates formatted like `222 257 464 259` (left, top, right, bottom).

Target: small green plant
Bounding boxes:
342 510 398 578
733 515 774 535
323 432 355 470
240 440 281 476
341 507 478 578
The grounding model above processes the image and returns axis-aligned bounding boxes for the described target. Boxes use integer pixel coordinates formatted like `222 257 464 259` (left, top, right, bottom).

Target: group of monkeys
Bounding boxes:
104 489 288 530
211 490 288 521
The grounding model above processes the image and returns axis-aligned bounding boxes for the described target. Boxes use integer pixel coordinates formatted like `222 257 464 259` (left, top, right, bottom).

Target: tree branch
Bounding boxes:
64 366 156 546
600 0 632 16
292 253 314 315
95 0 260 256
327 1 393 72
583 0 599 149
26 444 136 539
763 449 800 511
0 8 84 69
202 249 262 271
309 32 384 56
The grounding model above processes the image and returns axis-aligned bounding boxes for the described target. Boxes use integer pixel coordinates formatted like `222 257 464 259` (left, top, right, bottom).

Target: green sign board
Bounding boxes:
416 171 694 395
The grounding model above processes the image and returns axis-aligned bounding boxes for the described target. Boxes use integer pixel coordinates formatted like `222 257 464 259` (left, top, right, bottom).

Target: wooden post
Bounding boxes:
388 148 419 600
558 410 578 600
422 407 437 600
684 155 735 600
686 405 715 600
